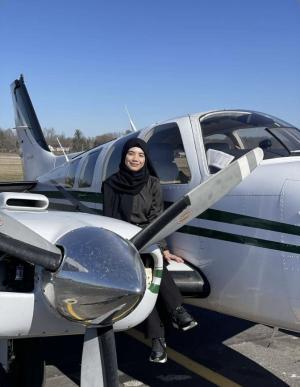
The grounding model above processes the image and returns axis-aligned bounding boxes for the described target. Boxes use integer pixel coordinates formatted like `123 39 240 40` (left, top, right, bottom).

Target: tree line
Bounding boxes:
0 127 126 153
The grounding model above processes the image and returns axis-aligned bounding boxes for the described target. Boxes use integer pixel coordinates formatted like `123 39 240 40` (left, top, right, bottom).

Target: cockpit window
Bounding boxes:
201 111 298 164
268 127 300 154
233 127 288 157
201 111 295 132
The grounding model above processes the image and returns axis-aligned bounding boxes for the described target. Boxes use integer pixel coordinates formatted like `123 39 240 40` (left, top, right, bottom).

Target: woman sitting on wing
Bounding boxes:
103 138 197 363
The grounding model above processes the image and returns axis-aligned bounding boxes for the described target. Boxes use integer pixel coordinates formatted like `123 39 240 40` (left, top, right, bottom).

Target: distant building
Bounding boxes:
49 145 70 153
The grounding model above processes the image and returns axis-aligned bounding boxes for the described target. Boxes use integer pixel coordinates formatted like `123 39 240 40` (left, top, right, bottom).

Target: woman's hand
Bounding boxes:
163 249 184 264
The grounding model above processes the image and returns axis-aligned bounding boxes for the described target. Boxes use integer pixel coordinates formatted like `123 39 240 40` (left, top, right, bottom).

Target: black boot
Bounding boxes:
171 306 198 331
149 337 167 363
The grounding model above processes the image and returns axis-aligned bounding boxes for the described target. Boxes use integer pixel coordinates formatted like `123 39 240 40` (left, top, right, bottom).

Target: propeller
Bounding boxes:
0 212 146 387
0 147 263 386
0 211 62 271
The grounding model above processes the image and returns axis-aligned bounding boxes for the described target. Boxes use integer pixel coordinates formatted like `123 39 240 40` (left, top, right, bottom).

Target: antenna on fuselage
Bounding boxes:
124 105 138 132
56 137 69 162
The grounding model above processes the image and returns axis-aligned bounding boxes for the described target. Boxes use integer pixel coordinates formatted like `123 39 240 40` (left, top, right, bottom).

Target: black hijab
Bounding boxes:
103 138 157 222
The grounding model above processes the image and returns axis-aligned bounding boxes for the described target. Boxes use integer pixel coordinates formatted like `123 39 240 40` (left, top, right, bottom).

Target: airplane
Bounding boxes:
0 74 298 385
0 77 264 387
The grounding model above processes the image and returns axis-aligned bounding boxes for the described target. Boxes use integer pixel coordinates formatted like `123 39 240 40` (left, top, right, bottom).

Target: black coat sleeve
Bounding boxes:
147 178 164 223
102 181 114 217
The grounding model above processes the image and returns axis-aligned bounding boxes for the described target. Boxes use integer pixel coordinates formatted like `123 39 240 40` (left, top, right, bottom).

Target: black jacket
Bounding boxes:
103 175 167 249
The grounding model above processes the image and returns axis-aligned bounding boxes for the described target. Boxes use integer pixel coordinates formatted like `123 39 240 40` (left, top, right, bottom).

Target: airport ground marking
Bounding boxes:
127 328 241 387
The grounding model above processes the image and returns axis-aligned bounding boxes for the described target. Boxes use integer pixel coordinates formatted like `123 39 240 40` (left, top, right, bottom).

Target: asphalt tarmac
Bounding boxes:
44 305 300 387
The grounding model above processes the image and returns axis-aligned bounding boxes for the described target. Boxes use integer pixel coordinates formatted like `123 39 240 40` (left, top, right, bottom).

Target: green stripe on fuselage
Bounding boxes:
199 208 300 236
38 190 300 254
179 225 300 254
36 190 103 203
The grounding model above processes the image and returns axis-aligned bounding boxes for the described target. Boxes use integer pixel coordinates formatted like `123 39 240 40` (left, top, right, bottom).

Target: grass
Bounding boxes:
0 153 23 181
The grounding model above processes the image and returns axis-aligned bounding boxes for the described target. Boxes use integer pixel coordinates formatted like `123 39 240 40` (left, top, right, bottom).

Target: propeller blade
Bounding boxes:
0 210 62 271
81 326 119 387
131 147 263 251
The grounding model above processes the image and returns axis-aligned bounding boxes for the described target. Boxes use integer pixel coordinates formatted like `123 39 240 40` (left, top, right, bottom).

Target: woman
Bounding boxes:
103 138 197 363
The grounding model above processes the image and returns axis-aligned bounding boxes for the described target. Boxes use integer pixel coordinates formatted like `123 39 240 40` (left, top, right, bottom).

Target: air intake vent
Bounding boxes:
0 192 48 211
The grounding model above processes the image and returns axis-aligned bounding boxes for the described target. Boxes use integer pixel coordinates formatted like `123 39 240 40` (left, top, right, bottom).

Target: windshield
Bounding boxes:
200 110 299 160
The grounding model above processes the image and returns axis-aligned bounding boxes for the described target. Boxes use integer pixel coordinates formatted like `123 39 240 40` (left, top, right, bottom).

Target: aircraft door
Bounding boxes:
141 118 202 262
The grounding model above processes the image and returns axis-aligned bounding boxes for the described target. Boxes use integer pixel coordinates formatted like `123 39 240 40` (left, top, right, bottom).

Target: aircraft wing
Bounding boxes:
131 147 263 251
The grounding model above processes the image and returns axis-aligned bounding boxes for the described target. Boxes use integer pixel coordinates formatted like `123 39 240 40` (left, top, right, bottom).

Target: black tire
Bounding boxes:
9 338 45 387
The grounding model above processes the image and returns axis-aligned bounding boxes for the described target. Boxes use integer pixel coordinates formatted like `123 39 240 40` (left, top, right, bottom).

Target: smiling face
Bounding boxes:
125 147 146 172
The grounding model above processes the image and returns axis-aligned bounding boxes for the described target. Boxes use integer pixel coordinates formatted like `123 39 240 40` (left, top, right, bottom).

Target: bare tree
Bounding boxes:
93 133 118 147
71 129 86 152
0 128 18 152
0 126 122 154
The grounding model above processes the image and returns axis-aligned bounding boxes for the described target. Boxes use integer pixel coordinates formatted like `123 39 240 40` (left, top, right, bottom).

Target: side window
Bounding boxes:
65 158 81 188
146 123 191 184
39 164 68 186
78 150 101 188
104 132 139 180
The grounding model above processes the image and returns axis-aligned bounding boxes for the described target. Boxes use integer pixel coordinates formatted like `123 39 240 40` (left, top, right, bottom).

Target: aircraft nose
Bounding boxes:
42 227 146 326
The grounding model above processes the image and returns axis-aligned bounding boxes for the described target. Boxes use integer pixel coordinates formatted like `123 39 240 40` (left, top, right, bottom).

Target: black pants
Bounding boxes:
145 264 183 339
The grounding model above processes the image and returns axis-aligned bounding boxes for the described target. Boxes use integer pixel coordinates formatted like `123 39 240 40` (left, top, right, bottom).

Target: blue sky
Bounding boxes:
0 0 299 136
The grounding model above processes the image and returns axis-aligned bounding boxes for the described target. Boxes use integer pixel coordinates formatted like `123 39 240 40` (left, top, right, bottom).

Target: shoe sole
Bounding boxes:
149 355 167 364
172 320 198 331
